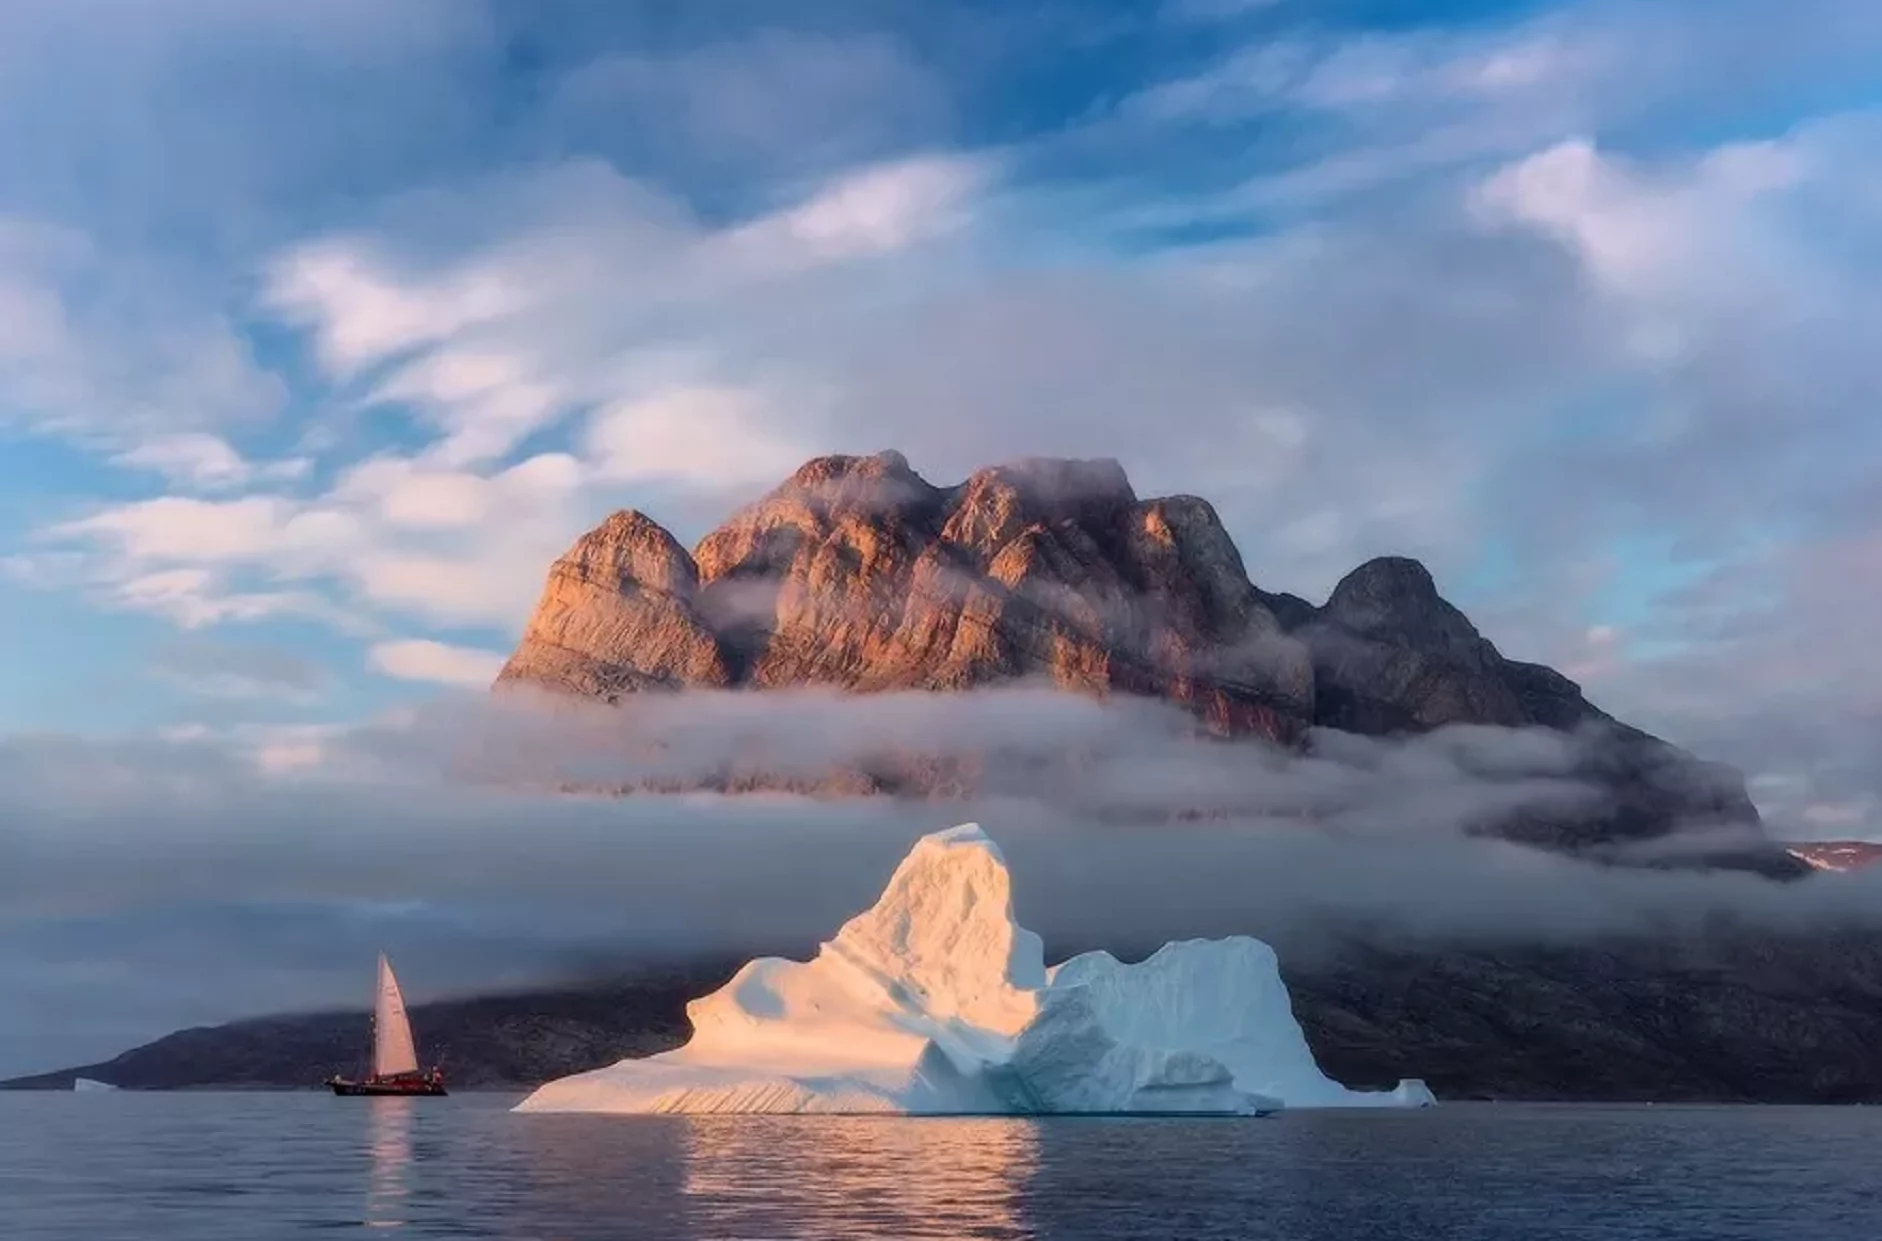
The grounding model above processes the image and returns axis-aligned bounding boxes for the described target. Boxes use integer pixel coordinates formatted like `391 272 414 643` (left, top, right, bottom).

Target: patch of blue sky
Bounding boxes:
0 597 390 736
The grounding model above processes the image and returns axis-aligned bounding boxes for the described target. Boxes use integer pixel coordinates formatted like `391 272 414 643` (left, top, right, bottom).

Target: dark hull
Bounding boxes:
326 1076 447 1097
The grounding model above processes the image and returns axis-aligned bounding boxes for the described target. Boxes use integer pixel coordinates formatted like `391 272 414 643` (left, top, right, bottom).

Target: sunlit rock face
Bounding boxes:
513 824 1434 1116
498 452 1313 743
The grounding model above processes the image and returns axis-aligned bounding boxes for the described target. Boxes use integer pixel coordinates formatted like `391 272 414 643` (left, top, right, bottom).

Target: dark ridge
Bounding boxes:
14 933 1882 1102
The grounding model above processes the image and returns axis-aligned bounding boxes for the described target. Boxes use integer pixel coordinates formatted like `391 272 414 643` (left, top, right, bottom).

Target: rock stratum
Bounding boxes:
497 450 1787 868
516 823 1432 1115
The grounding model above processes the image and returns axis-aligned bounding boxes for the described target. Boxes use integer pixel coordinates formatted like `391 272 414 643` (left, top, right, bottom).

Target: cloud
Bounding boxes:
1472 135 1807 307
1 693 1876 1075
42 451 592 631
264 237 528 382
1117 0 1882 223
0 691 1837 926
583 385 814 489
148 636 328 703
261 152 990 471
36 150 1004 634
107 434 310 493
547 29 952 182
724 154 988 267
0 218 283 442
56 495 301 562
369 639 506 688
0 0 492 246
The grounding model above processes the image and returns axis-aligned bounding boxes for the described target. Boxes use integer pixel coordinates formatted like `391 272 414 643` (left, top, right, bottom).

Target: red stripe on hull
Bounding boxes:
325 1074 447 1097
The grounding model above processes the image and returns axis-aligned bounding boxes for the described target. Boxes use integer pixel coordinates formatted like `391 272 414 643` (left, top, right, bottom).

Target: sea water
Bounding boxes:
2 1093 1878 1239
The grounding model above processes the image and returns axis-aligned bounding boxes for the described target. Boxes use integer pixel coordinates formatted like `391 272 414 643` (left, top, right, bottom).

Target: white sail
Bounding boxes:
373 953 420 1078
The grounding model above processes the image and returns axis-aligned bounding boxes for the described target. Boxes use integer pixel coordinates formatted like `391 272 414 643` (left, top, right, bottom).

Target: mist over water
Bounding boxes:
3 688 1877 1077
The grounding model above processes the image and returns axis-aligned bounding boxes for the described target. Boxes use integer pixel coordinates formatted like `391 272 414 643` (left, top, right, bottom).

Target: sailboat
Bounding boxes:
324 954 447 1097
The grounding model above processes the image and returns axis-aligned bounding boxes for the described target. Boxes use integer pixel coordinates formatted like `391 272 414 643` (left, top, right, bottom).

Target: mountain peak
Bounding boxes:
831 820 1047 1015
495 450 1786 866
1321 555 1498 670
789 449 922 489
564 509 698 596
1326 555 1441 613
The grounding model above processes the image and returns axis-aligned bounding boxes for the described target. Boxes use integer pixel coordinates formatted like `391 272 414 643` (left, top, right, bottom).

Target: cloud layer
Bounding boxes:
3 690 1876 1076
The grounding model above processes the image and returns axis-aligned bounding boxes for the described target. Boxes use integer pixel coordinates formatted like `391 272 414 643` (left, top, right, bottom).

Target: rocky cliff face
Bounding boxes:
497 451 1784 866
501 451 1312 739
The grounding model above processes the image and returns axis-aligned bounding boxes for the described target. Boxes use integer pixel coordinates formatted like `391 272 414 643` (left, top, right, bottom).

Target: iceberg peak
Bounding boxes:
517 823 1435 1115
826 821 1046 1034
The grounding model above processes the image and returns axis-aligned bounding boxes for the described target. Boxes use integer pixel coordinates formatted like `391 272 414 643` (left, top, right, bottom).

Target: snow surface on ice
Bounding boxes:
515 823 1433 1115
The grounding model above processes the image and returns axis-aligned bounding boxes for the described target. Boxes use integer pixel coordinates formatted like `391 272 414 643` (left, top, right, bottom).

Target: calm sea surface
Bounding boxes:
2 1093 1879 1240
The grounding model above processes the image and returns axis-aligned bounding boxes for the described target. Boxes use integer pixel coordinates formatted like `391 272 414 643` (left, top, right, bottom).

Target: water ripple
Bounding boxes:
1 1095 1878 1240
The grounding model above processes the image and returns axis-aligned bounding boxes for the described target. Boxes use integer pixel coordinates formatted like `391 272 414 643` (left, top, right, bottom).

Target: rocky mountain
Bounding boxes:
498 451 1788 868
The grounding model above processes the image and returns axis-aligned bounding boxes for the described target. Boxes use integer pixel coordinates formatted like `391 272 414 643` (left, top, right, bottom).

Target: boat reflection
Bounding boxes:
363 1097 414 1230
682 1116 1040 1240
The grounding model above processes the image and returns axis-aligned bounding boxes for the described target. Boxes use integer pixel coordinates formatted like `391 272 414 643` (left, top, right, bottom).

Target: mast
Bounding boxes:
372 953 420 1078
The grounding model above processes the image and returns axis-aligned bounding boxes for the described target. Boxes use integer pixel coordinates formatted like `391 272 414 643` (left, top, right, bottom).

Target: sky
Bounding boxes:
3 0 1882 1073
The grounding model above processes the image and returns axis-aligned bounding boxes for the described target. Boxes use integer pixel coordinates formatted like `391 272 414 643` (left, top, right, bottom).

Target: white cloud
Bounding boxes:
108 433 309 492
34 152 1000 640
57 496 299 564
369 638 505 688
261 153 990 471
1472 136 1806 305
584 385 810 488
264 238 525 380
0 218 283 441
116 569 331 630
51 451 596 631
723 154 987 268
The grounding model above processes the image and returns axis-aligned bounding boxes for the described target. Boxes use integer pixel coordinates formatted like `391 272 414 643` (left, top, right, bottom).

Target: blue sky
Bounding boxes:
3 0 1882 1069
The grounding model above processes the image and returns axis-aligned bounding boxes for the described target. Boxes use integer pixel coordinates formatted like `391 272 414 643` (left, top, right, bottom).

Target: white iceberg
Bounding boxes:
73 1077 119 1092
515 823 1433 1116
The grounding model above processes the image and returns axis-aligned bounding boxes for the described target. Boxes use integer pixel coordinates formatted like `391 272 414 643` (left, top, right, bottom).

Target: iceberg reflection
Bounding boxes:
683 1117 1040 1240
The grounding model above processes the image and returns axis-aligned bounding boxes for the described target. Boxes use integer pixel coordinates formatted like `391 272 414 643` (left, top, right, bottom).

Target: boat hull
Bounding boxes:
326 1075 447 1097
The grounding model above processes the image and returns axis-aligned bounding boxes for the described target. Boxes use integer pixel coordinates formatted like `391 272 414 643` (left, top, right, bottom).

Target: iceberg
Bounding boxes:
72 1078 119 1092
515 823 1433 1116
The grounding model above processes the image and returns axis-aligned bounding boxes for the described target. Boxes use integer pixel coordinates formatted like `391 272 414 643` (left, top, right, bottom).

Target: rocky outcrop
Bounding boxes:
499 451 1314 740
496 511 731 698
496 451 1789 868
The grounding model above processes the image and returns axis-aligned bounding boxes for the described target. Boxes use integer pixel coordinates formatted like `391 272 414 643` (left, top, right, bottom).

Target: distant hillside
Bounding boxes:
0 965 726 1091
12 935 1882 1103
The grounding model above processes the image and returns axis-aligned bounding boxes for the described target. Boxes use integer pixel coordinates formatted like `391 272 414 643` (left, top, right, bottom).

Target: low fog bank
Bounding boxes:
0 688 1869 1077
